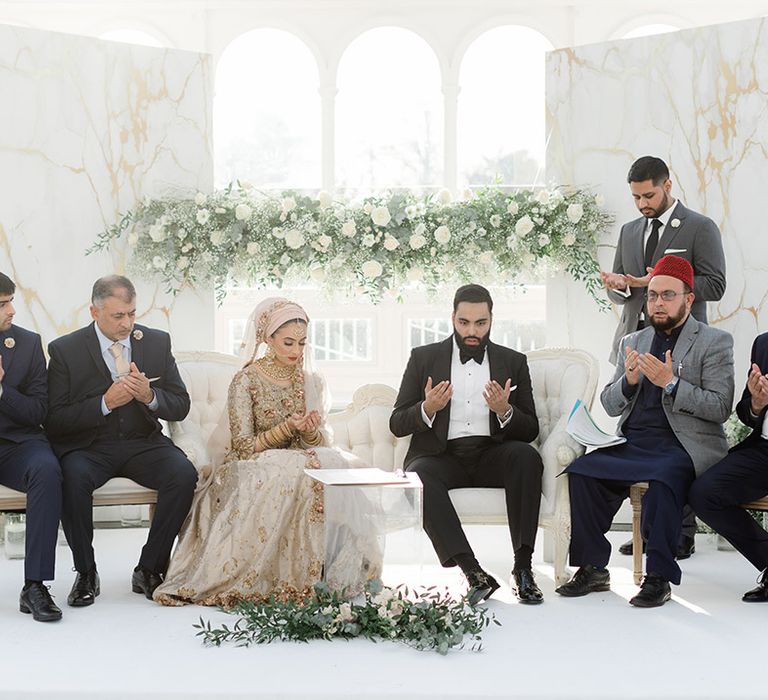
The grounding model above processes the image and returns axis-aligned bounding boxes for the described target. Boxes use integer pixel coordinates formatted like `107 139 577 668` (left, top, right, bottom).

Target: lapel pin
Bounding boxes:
4 338 14 349
132 329 143 340
670 218 681 228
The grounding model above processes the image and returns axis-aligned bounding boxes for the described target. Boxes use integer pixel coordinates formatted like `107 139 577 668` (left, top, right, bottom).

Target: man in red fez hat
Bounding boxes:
556 256 734 607
690 330 768 601
602 156 727 560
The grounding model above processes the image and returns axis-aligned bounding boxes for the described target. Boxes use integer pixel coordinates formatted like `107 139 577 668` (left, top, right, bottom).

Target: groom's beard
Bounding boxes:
454 329 490 362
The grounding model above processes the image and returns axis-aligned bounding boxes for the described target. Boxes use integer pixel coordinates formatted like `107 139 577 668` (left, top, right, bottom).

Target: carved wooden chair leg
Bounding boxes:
629 483 648 586
149 503 156 525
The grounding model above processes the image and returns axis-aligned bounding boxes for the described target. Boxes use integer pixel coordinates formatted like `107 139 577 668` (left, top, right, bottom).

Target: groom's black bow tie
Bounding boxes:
459 348 484 365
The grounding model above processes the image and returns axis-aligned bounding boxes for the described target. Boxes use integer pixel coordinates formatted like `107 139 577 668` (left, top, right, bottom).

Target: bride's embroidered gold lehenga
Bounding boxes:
154 366 381 607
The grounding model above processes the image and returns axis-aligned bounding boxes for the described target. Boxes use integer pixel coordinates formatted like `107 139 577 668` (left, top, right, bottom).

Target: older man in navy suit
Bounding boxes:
0 272 63 622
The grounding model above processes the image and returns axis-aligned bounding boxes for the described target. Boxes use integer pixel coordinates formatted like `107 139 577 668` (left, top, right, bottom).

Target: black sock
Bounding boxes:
454 553 482 575
23 579 40 589
513 546 533 572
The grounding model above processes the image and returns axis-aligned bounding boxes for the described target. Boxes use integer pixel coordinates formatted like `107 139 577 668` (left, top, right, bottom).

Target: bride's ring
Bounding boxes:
628 365 636 371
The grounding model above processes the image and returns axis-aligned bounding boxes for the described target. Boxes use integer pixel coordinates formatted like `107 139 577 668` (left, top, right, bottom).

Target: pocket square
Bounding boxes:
664 248 687 254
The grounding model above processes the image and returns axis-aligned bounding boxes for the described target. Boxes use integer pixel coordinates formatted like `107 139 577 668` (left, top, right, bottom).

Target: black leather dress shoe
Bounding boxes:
629 573 671 607
20 582 63 622
132 565 163 599
67 568 100 607
675 535 696 560
555 565 610 597
511 568 543 604
465 569 500 606
618 538 646 556
742 568 768 602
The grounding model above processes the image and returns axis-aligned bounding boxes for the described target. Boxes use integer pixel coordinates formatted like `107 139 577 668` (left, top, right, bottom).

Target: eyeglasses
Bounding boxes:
647 291 688 303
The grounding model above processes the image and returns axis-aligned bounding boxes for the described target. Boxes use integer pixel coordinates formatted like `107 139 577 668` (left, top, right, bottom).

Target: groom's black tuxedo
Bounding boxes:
391 337 538 465
390 336 543 568
46 322 197 577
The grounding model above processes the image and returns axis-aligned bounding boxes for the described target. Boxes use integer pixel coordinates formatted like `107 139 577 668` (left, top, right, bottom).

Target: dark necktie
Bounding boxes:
644 218 662 269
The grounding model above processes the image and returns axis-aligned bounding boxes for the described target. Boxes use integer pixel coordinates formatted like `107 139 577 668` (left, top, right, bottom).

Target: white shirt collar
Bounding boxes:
647 198 678 230
93 321 130 354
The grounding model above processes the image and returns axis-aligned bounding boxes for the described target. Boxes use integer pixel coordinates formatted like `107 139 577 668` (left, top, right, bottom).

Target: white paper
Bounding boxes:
566 399 627 448
304 467 411 486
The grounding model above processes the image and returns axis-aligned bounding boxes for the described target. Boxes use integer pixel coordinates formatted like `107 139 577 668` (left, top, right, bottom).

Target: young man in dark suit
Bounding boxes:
0 272 63 622
390 284 544 604
46 275 197 607
689 332 768 601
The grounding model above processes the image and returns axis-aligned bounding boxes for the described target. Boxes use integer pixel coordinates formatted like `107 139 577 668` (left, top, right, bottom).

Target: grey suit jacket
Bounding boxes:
607 201 726 364
601 314 734 476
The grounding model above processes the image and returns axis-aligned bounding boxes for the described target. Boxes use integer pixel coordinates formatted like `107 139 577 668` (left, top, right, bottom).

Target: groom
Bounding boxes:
46 275 197 606
390 284 544 604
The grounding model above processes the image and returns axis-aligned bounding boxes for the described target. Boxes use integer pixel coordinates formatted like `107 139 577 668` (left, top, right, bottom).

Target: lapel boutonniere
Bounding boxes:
132 329 143 341
4 338 15 349
670 218 681 228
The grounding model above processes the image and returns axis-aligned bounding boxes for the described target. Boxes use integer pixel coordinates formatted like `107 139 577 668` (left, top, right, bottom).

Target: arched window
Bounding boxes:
336 27 442 190
622 24 680 39
458 26 553 188
99 29 165 47
214 29 320 189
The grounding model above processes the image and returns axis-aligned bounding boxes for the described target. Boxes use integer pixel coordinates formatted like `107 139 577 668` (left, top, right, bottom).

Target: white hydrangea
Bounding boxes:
284 229 305 249
562 232 577 246
148 224 166 242
210 230 226 246
361 260 383 279
246 241 259 255
434 225 451 245
234 204 252 221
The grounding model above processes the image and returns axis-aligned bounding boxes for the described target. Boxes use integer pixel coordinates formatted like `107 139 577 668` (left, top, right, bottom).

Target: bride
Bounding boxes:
154 297 381 606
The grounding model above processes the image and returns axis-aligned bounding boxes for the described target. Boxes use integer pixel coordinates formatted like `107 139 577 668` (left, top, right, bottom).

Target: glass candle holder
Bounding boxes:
4 513 26 560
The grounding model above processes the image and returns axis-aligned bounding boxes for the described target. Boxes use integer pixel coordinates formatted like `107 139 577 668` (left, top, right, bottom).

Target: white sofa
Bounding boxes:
0 348 598 584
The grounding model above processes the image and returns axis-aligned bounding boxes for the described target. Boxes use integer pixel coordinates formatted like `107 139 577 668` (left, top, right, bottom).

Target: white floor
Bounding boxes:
0 525 762 699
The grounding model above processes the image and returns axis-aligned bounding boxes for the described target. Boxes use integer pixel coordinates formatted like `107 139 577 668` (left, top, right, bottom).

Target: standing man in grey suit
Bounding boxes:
601 155 726 558
557 256 733 607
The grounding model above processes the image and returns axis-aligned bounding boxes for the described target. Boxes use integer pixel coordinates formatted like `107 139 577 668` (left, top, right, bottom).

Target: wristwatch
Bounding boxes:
499 405 513 422
663 377 679 395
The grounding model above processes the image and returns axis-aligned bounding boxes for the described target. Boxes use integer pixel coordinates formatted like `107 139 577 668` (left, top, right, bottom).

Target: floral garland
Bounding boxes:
194 580 497 654
89 182 613 302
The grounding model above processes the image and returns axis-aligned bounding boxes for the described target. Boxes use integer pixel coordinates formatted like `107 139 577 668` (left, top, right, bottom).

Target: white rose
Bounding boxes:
127 232 139 246
406 267 424 282
478 251 493 266
176 257 189 270
363 202 373 215
507 202 519 216
566 203 584 224
460 188 474 201
148 224 166 242
317 191 332 209
404 204 417 219
563 232 577 246
152 255 166 269
235 204 252 221
371 206 391 227
194 192 206 206
317 234 332 250
538 233 551 246
383 236 399 251
341 220 357 238
215 207 226 214
281 197 296 214
489 214 501 228
310 267 326 282
506 235 517 249
284 229 305 249
196 209 210 225
338 602 354 622
535 189 551 205
246 241 259 255
515 215 535 237
181 243 192 253
594 194 605 207
361 233 375 247
409 234 427 250
210 230 226 246
434 225 451 245
361 260 383 279
437 188 452 204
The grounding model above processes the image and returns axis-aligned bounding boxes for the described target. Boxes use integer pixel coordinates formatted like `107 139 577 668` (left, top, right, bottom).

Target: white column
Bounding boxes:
319 74 337 191
442 80 460 192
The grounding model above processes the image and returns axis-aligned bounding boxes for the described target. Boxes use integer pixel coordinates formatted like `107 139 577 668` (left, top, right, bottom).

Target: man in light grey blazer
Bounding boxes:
557 256 733 607
602 155 726 557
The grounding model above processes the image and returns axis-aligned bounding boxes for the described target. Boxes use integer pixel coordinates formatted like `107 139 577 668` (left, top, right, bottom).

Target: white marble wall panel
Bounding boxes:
546 17 768 416
0 24 213 351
